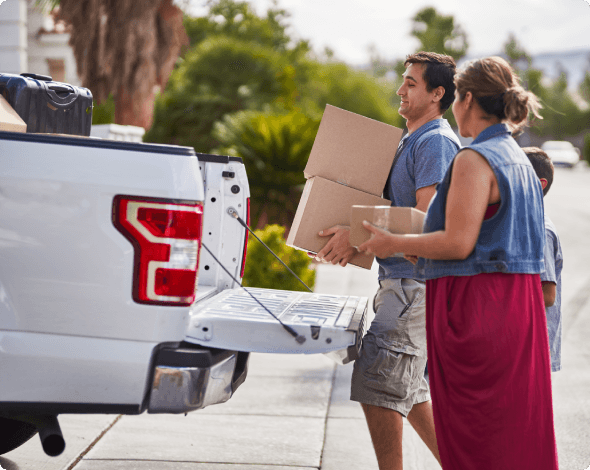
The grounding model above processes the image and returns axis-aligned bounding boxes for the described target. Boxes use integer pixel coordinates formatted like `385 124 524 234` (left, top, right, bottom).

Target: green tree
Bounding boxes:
144 36 303 152
302 62 403 127
409 7 468 61
212 110 319 228
503 33 532 69
184 0 305 54
242 224 315 291
579 69 590 104
528 71 588 139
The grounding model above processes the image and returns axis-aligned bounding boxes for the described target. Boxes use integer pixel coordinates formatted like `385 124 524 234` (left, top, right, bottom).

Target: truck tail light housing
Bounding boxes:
239 197 250 279
113 196 204 306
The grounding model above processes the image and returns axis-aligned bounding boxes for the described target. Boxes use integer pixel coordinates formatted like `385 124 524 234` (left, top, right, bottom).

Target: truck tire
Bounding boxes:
0 417 38 455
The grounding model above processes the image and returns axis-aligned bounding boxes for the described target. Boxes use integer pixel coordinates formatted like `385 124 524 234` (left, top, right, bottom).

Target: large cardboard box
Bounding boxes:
287 177 388 269
349 206 425 257
0 95 27 133
304 105 403 196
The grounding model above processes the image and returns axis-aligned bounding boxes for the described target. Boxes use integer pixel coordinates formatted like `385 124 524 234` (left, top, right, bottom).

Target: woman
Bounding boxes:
358 56 558 469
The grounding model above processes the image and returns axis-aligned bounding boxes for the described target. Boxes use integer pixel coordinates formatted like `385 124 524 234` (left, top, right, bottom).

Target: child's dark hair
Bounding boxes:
522 146 554 196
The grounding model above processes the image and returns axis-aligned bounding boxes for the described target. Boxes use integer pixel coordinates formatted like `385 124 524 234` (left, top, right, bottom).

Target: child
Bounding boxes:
523 146 563 372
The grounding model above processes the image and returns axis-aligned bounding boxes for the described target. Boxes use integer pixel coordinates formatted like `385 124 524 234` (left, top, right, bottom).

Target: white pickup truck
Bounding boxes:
0 130 368 457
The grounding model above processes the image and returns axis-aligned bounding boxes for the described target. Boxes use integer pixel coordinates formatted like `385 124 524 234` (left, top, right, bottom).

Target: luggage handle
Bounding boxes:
39 81 80 108
20 73 53 81
48 84 73 94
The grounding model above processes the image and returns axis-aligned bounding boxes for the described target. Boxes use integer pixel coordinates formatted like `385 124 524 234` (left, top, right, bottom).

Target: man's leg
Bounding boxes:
407 400 442 465
362 403 404 470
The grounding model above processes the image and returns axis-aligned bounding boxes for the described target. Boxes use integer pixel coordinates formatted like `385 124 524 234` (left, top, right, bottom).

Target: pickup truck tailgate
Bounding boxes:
184 287 368 363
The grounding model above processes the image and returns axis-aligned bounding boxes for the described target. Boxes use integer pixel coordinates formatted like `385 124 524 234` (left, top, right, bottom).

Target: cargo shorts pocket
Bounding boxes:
359 336 419 401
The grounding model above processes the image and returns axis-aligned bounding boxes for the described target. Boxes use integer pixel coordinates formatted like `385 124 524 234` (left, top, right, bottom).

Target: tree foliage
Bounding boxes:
212 110 319 228
242 224 315 291
503 36 590 140
144 36 300 152
410 7 468 61
503 33 532 69
146 0 404 229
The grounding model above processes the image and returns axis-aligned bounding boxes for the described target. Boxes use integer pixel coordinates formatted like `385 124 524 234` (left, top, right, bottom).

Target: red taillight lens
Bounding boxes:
113 196 203 306
239 197 250 279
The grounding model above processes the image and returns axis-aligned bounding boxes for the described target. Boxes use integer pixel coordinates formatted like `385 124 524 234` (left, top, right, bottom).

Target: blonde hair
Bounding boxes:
454 56 542 132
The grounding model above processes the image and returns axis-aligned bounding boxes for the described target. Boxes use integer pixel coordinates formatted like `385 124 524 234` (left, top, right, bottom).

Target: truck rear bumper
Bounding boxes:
147 345 249 414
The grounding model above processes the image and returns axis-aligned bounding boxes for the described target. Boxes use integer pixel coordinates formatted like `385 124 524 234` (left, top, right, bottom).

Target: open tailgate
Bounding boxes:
184 287 369 364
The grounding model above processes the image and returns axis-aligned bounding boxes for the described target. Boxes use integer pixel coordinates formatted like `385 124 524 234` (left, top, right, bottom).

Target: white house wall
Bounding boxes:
26 0 80 85
0 0 28 73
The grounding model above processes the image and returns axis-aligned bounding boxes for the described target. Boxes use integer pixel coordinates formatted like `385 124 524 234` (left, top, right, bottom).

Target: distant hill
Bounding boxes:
531 48 590 89
461 48 590 90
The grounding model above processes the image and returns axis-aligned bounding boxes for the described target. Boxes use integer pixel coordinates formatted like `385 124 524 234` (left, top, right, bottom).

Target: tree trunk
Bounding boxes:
58 0 187 129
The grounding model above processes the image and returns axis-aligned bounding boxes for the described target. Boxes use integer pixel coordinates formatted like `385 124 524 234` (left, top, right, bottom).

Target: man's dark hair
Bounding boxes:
522 146 554 196
404 52 457 113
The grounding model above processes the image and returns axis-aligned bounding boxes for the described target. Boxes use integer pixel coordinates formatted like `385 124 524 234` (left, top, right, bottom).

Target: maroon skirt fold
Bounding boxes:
426 273 558 470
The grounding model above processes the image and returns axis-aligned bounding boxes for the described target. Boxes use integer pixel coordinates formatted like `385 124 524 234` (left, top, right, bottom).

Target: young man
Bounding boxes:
315 52 460 470
523 146 563 372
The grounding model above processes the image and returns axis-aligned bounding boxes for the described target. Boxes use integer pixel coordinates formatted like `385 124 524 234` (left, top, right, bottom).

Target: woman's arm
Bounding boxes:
358 149 499 260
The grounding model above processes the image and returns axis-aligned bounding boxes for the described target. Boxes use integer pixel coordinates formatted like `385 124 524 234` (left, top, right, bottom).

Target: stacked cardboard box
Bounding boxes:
287 105 403 269
0 95 27 133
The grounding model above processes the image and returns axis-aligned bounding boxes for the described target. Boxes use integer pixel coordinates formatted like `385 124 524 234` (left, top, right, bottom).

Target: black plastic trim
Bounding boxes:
155 342 237 368
0 130 196 156
196 152 243 164
0 403 142 416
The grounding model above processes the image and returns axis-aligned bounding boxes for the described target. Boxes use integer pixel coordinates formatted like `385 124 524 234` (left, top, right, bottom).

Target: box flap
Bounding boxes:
304 105 403 196
0 95 27 133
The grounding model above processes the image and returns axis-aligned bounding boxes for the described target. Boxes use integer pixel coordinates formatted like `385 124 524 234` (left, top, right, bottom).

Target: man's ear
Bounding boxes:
433 86 445 103
540 178 548 190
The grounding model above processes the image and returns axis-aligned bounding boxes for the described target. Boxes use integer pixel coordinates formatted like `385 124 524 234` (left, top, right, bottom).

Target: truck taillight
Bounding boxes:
239 197 250 279
113 196 203 306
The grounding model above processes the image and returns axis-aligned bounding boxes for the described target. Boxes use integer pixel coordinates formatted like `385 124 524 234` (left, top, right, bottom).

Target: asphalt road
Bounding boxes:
1 162 589 470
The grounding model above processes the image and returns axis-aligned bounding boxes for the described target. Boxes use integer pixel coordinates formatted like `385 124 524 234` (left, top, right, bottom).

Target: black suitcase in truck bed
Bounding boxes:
0 73 93 136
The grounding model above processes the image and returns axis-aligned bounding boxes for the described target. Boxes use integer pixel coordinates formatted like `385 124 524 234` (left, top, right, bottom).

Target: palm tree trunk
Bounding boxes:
58 0 187 128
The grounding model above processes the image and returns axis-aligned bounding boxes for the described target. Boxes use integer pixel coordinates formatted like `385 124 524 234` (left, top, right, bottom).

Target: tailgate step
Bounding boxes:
185 287 368 362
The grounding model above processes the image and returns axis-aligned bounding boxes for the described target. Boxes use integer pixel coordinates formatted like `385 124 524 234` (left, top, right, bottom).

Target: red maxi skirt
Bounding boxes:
426 273 559 470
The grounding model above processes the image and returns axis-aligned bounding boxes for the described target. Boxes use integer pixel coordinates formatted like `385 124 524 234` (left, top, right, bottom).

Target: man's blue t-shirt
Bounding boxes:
540 214 563 372
378 118 460 280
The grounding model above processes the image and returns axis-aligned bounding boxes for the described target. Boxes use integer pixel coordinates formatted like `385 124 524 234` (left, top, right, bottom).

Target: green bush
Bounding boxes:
242 224 315 292
584 133 590 165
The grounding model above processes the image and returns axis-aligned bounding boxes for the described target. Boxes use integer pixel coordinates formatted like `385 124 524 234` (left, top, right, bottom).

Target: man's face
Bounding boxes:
396 63 438 121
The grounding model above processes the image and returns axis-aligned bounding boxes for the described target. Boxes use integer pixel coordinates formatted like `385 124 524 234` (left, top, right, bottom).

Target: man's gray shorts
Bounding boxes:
351 278 430 417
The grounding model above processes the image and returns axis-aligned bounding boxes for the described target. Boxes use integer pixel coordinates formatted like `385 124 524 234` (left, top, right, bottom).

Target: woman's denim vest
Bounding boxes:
416 123 545 280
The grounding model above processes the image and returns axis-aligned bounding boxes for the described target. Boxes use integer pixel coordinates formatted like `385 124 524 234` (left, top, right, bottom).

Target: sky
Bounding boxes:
187 0 590 65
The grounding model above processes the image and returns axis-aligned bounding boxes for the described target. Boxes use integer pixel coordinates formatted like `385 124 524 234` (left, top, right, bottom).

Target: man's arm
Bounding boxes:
542 281 556 307
415 184 437 213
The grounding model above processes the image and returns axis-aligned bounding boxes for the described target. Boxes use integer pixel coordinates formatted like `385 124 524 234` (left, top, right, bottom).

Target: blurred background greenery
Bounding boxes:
45 0 590 288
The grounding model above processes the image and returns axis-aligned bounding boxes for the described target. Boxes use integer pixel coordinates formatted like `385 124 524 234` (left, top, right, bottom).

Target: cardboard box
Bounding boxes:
0 95 27 133
349 206 425 257
287 177 388 269
304 105 403 196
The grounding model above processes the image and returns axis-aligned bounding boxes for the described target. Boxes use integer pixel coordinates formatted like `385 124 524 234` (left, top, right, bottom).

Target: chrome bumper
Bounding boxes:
147 346 249 414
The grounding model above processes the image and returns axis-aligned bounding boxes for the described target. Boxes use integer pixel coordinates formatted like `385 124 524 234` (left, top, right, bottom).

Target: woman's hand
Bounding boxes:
357 221 401 258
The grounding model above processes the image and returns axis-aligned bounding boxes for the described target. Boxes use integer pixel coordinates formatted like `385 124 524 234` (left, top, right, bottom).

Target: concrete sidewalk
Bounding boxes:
3 261 588 469
0 262 438 470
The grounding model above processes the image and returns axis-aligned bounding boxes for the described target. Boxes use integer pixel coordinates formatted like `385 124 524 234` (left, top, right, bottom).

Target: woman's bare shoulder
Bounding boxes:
453 148 493 172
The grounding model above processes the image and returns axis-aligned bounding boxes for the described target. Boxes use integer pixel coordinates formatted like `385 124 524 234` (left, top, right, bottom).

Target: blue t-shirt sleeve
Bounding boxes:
541 228 557 284
413 134 458 190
